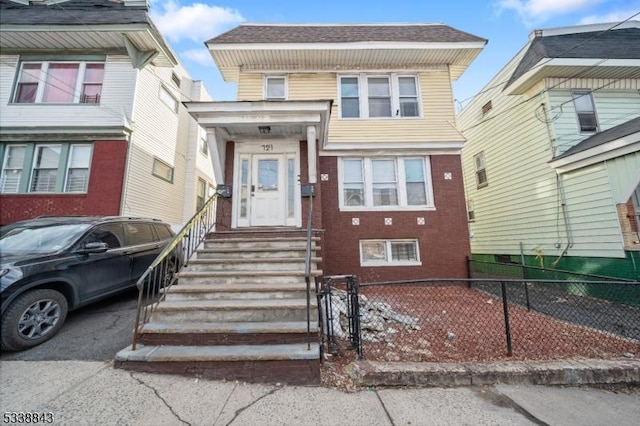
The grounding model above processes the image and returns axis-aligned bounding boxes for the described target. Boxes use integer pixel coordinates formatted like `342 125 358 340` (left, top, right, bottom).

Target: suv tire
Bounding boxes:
1 289 68 351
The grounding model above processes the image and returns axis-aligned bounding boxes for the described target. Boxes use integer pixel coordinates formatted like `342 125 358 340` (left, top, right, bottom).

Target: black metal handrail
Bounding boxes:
131 193 219 350
304 188 314 350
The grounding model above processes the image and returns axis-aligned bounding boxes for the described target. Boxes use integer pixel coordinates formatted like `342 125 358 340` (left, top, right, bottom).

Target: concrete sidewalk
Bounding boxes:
1 360 639 426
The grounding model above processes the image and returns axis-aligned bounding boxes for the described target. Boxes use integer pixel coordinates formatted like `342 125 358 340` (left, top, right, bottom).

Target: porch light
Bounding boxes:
258 126 271 134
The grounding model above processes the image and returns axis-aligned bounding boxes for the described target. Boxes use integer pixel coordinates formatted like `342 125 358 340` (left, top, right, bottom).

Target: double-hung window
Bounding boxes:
474 152 488 189
0 143 92 194
339 74 420 119
340 156 433 210
13 61 105 104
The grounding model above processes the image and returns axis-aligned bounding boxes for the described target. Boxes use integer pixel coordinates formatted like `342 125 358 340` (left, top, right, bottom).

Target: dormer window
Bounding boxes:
339 74 420 119
264 76 286 100
13 61 104 104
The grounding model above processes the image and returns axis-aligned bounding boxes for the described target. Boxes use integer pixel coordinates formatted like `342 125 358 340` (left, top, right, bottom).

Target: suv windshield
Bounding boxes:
0 223 91 255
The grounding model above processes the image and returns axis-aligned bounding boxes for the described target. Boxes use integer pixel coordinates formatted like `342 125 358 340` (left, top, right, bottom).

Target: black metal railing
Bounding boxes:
317 275 362 359
131 193 220 350
323 277 639 362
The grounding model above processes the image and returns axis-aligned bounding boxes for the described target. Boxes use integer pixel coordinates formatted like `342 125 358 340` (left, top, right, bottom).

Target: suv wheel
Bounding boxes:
1 289 68 351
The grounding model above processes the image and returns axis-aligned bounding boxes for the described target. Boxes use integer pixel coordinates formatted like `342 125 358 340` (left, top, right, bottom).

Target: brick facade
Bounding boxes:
318 155 471 281
0 140 128 225
617 200 640 250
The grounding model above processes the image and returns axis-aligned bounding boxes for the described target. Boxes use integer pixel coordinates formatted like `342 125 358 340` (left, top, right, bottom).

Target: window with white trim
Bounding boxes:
0 143 92 194
264 76 286 100
13 61 104 104
196 178 207 211
339 156 433 210
152 158 174 183
474 152 488 189
339 74 419 119
360 239 421 266
571 90 598 133
159 86 178 112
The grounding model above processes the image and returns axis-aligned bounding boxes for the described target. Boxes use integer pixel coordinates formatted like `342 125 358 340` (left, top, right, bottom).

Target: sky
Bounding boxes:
148 0 640 109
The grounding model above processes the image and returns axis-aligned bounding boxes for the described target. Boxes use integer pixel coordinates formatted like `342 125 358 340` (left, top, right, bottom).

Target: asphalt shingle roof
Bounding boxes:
207 24 486 44
553 116 640 161
507 27 640 89
0 0 149 26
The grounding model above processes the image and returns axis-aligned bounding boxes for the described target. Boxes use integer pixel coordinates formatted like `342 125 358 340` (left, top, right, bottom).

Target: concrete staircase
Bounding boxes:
115 230 322 385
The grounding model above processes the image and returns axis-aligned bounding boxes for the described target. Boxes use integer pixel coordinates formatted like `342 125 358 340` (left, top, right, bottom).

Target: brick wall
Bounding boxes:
0 140 127 225
617 200 640 250
318 155 471 281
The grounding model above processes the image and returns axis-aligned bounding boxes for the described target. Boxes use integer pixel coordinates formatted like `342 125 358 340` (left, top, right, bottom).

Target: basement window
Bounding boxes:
360 239 421 266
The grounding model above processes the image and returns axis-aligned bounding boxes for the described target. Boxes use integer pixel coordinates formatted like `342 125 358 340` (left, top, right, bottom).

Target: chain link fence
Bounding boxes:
320 274 640 362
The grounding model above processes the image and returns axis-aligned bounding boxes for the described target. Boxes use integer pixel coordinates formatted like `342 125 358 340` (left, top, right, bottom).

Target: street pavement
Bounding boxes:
1 360 639 426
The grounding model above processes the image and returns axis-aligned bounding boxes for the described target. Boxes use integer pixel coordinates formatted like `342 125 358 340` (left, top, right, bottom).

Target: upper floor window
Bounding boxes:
571 90 598 133
159 86 178 112
474 152 488 189
264 76 286 100
14 61 104 104
0 143 92 194
339 156 433 210
339 74 419 119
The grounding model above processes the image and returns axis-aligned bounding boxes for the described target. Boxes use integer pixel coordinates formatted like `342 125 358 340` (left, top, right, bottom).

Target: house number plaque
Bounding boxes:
261 144 274 152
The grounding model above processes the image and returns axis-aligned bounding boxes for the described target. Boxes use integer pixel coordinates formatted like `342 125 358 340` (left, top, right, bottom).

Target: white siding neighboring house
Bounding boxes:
458 21 640 280
0 0 215 228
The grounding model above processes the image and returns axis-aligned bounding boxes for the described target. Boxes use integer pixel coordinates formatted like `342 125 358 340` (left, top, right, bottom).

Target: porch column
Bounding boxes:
307 125 317 184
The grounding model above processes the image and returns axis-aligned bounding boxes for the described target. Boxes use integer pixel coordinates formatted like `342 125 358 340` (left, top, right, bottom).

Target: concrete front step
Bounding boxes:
150 299 318 323
163 282 310 301
115 343 320 385
196 246 320 259
137 321 318 345
203 237 320 250
178 270 323 286
187 257 320 272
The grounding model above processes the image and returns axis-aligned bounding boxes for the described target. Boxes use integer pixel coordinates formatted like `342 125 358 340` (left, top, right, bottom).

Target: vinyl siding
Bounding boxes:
548 88 640 155
0 55 135 128
607 151 640 203
123 65 190 226
236 70 464 144
459 45 635 260
459 46 565 258
561 163 625 257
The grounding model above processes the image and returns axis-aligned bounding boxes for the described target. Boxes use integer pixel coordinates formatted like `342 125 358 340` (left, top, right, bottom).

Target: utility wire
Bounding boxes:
455 11 640 109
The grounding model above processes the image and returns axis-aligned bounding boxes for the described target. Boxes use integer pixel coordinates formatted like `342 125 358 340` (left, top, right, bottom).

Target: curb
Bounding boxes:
354 358 640 387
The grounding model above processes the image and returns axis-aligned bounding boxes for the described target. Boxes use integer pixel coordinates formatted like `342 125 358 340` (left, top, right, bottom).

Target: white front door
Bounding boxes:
234 142 300 228
251 154 285 226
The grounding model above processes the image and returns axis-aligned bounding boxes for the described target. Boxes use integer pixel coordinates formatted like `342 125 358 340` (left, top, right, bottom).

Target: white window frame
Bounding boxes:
13 61 105 104
0 145 26 193
63 144 92 193
264 75 287 100
152 157 174 183
338 73 421 119
571 90 599 133
29 144 61 193
360 239 421 267
1 143 93 194
474 152 488 189
159 85 179 113
339 156 434 211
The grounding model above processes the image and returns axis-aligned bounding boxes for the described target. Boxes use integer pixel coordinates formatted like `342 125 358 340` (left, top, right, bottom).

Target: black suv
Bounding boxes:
0 216 180 351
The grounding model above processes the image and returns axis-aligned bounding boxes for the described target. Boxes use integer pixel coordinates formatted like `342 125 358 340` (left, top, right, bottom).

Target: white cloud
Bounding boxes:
579 9 640 24
494 0 605 24
150 1 244 43
181 48 214 66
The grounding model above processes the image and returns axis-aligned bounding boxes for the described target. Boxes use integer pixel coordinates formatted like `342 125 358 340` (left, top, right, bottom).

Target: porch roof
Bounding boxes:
184 100 333 144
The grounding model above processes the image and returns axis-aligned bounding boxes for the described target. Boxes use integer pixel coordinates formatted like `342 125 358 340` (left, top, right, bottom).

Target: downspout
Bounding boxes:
540 102 573 266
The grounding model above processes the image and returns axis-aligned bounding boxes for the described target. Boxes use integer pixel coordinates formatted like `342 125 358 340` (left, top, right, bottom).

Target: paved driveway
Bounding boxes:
0 289 138 361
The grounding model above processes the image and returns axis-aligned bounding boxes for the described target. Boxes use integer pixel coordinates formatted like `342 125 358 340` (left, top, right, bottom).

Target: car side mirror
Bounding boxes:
77 242 109 254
